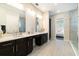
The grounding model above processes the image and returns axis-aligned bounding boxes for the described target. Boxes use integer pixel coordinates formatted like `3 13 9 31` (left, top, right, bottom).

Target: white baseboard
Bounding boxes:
69 41 78 56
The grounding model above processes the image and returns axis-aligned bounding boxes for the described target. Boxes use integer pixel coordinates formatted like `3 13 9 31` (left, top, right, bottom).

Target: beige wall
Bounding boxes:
42 12 49 32
51 12 70 41
51 16 56 40
42 12 49 40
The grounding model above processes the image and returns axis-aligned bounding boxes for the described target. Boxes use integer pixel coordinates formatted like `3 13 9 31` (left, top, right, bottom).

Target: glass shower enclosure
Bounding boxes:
70 9 78 54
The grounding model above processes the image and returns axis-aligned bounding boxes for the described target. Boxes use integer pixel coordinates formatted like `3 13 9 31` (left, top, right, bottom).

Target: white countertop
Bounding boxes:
0 32 48 43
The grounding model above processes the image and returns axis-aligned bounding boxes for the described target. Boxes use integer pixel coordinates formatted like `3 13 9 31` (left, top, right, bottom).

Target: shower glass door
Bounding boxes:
70 9 78 51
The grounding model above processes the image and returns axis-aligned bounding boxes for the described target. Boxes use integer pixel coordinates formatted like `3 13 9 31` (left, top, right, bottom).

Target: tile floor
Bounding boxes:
28 39 75 56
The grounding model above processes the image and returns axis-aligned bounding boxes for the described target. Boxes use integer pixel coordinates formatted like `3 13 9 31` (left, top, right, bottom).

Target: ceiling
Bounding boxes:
33 3 78 16
6 3 78 17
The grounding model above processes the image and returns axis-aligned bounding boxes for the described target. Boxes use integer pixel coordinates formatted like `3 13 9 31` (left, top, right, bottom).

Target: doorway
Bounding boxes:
55 18 65 40
49 18 51 40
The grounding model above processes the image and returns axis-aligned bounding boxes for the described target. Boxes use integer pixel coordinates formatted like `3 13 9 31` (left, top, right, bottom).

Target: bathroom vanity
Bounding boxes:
0 32 48 56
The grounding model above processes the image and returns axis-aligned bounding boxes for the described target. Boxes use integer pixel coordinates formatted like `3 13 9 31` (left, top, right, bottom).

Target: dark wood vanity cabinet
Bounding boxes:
0 33 48 56
35 33 48 46
0 37 33 56
15 37 33 56
0 41 15 56
15 38 28 56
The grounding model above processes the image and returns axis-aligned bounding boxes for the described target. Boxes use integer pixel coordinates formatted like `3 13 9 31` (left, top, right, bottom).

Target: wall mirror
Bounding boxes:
0 3 25 34
19 14 26 32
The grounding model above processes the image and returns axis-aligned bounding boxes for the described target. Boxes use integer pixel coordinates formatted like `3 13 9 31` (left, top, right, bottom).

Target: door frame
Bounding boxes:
55 18 65 40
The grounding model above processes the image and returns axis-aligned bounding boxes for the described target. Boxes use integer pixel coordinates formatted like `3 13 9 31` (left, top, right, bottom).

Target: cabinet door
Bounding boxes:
42 34 48 43
0 41 15 56
15 39 27 56
35 34 48 46
35 36 40 45
28 38 33 53
35 35 42 46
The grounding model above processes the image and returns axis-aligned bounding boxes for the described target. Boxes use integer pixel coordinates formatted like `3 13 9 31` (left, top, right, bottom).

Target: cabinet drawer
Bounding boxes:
0 41 15 56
